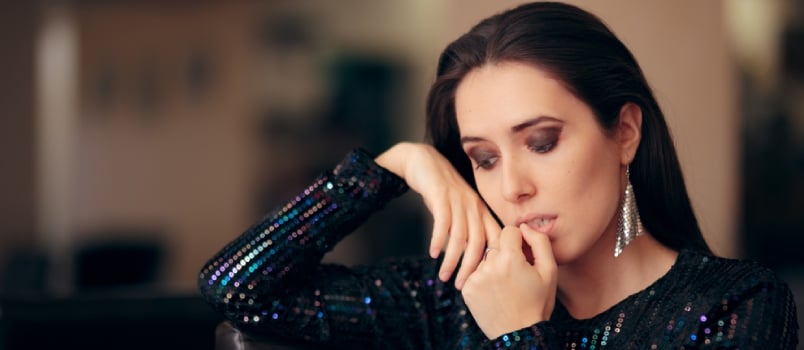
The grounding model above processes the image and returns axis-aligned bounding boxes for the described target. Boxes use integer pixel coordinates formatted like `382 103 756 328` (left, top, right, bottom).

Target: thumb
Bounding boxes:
519 224 556 278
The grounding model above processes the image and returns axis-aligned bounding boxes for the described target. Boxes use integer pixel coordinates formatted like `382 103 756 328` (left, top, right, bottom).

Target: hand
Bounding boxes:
375 142 501 288
461 224 557 339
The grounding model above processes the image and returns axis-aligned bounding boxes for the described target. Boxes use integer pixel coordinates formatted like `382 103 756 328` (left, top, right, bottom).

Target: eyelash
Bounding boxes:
475 157 498 170
473 140 557 171
528 141 556 154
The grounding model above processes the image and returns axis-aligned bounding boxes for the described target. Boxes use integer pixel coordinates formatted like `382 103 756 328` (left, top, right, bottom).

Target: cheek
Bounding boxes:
562 149 622 225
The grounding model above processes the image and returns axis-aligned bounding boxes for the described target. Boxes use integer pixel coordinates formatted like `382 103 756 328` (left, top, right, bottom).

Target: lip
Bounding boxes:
515 214 558 235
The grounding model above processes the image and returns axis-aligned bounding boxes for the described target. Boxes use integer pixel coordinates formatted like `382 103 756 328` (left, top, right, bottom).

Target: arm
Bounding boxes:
198 145 498 349
198 148 412 345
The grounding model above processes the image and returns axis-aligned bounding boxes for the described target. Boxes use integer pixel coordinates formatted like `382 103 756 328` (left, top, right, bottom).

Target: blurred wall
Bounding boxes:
70 2 258 291
0 2 38 280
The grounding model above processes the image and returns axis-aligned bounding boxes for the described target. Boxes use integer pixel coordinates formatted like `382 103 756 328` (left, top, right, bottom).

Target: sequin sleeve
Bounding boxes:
483 322 559 349
198 148 457 347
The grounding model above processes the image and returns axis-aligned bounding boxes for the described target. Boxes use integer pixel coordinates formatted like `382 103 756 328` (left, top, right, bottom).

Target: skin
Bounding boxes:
377 61 677 339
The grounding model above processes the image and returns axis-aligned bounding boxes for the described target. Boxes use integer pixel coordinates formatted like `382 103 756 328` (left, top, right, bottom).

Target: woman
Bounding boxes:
199 2 798 349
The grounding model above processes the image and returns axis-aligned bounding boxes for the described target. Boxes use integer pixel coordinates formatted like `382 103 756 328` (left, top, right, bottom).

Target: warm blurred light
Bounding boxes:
725 0 785 91
36 3 79 295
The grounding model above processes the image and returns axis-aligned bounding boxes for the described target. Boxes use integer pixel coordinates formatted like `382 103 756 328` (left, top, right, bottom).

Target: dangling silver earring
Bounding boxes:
614 166 643 257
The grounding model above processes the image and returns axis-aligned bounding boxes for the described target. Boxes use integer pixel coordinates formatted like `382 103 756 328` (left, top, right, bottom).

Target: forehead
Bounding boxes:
454 62 590 134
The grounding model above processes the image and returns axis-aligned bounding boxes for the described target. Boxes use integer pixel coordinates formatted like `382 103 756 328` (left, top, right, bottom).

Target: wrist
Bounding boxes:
375 142 413 178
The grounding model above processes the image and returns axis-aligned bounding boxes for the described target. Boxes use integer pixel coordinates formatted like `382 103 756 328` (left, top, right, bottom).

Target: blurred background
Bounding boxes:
0 0 802 349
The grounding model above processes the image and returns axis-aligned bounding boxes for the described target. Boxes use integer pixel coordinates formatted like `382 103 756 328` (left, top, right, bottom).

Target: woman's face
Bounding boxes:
455 62 626 264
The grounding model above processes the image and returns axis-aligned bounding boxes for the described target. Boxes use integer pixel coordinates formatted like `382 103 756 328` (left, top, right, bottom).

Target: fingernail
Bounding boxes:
455 278 464 290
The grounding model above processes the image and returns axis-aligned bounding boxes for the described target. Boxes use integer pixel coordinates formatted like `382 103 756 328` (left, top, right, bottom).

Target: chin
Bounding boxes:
549 243 582 266
552 252 574 266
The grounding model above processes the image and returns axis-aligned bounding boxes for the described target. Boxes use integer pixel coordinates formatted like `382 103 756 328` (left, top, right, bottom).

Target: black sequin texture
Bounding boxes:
199 149 799 349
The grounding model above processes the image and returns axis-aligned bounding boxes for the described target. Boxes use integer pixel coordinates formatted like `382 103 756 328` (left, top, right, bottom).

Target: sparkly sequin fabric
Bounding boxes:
199 149 799 349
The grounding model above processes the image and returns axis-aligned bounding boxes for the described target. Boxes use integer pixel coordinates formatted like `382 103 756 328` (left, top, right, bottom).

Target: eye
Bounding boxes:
526 128 561 154
475 156 499 170
528 142 555 153
467 149 499 170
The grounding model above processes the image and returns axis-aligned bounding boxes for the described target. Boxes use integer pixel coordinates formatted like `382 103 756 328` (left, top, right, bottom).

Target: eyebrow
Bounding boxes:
460 115 561 144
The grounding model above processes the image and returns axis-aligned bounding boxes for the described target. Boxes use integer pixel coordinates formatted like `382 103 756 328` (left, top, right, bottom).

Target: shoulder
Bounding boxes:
674 249 793 301
668 250 800 348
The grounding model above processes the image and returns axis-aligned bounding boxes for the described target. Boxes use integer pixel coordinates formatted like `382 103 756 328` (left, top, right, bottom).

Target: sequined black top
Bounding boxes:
199 149 799 349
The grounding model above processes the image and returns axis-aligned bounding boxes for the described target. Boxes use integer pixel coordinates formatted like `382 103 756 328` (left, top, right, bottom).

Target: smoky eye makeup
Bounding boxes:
467 148 499 169
526 126 562 153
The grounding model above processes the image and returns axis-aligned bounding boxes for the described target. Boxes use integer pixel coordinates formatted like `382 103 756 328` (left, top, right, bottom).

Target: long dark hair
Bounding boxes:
425 2 711 253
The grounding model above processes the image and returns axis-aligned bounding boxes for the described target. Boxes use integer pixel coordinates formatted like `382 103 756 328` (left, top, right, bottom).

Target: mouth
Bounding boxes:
516 215 557 235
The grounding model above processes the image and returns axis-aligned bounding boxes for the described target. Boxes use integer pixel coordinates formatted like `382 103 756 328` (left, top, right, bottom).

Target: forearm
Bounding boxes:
198 148 408 320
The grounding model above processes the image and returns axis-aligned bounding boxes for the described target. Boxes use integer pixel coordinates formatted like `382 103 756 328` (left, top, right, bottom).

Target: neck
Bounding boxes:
556 230 677 320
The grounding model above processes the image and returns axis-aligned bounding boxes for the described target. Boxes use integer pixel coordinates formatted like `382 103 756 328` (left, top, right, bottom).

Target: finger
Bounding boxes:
486 218 502 251
482 211 502 244
455 205 485 289
428 198 450 259
482 214 502 264
499 225 524 255
439 237 464 282
439 203 466 281
519 224 556 278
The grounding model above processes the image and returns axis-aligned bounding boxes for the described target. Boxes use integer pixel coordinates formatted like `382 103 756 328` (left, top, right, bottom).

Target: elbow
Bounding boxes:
197 261 223 303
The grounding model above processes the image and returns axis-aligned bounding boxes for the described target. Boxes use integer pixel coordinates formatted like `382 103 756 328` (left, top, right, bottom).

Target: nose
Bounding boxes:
500 155 536 203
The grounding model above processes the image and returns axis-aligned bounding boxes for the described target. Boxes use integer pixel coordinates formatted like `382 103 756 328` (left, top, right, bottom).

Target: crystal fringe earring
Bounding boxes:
614 166 643 257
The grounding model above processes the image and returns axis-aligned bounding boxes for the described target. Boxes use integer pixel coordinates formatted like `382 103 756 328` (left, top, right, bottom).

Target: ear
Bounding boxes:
617 102 642 165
